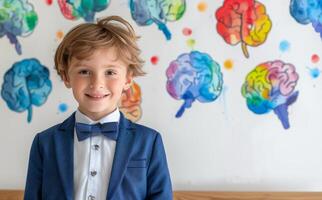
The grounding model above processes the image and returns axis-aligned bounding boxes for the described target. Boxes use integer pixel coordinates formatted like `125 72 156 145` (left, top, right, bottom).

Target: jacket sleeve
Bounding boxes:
146 133 173 200
24 134 43 200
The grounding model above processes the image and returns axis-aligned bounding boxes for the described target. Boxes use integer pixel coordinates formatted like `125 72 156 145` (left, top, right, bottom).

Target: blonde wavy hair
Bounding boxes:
54 15 145 79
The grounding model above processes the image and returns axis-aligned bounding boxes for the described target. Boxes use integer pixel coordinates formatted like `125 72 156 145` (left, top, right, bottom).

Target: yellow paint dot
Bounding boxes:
186 38 196 49
224 59 234 70
56 30 64 40
197 1 207 12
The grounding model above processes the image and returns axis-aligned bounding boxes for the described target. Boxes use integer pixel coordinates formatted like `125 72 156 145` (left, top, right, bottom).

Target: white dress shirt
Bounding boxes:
73 108 120 200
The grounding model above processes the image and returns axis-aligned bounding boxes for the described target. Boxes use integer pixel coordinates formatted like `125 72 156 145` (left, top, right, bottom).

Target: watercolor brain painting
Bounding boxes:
0 0 38 55
130 0 186 40
241 60 299 129
58 0 110 22
119 81 142 122
166 51 223 118
215 0 272 58
290 0 322 38
1 58 52 123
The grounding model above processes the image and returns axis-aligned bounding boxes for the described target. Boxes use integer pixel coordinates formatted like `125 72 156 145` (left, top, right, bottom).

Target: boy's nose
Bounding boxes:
90 75 104 89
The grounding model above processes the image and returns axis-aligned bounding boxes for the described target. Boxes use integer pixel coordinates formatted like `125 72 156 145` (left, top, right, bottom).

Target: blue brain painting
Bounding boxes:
1 58 52 123
290 0 322 38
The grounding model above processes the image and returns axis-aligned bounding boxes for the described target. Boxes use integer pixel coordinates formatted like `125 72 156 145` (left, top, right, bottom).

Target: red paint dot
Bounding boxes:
182 27 192 36
311 54 320 63
150 56 159 65
45 0 53 5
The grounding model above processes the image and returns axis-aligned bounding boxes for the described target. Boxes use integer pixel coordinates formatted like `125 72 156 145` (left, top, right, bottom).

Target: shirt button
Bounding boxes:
93 144 100 150
90 170 97 176
88 195 95 200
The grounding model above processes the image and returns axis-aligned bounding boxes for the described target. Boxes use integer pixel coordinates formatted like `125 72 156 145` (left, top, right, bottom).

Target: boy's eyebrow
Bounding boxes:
103 65 122 68
70 61 89 67
71 61 123 68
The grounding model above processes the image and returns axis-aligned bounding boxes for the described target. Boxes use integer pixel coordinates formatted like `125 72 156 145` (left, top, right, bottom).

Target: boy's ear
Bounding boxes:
62 71 71 88
124 72 133 91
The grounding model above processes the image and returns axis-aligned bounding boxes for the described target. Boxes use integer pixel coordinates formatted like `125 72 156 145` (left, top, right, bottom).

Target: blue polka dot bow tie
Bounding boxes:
75 122 118 141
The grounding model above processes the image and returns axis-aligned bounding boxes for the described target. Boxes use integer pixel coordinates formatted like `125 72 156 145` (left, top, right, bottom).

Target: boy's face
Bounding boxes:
63 47 132 121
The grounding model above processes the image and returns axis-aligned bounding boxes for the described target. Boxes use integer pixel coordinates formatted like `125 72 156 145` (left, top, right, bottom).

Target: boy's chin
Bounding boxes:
80 107 117 116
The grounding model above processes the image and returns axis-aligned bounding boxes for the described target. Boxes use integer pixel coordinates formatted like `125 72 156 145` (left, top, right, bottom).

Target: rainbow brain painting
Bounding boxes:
290 0 322 38
58 0 110 22
166 51 223 118
241 60 299 129
0 0 38 55
130 0 186 40
1 58 52 123
119 81 142 122
215 0 272 58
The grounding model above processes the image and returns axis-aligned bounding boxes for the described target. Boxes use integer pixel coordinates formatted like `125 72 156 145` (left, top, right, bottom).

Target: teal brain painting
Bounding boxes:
58 0 110 22
1 58 52 123
0 0 38 55
130 0 186 40
166 51 223 117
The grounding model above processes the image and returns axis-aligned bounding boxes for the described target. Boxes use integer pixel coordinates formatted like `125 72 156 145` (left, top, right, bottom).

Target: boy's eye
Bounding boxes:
105 70 116 76
78 70 90 75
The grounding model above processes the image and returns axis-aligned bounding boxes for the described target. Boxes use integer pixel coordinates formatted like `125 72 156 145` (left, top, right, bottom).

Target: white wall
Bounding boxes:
1 0 322 191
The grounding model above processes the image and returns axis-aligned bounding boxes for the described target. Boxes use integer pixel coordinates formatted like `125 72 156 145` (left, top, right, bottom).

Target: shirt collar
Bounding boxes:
75 108 120 125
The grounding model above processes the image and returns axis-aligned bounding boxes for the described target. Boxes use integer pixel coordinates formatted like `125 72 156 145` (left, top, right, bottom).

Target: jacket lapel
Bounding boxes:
54 112 75 200
107 113 135 200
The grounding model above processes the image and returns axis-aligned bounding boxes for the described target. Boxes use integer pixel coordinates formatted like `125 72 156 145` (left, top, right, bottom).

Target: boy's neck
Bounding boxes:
77 108 119 122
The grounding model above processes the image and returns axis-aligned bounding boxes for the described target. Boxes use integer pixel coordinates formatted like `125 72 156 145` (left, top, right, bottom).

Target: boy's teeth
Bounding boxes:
90 94 107 98
86 94 108 98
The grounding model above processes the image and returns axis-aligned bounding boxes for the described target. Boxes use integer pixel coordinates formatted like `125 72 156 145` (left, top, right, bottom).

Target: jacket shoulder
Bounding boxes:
37 123 61 138
131 122 160 136
36 112 75 140
32 124 63 148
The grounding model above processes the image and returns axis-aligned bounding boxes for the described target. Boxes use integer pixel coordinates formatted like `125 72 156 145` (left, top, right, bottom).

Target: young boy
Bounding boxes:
24 16 172 200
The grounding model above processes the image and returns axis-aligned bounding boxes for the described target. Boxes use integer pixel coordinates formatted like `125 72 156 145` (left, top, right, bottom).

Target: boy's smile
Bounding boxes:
63 47 132 121
85 90 109 100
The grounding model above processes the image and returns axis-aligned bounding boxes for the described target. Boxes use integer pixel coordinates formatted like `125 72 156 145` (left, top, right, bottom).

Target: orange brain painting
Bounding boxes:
215 0 272 58
119 81 142 122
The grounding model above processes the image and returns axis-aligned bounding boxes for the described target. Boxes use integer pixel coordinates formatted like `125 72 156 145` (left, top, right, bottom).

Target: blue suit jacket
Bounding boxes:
24 112 172 200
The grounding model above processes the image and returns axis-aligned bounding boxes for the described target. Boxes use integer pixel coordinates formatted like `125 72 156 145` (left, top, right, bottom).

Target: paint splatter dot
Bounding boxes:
182 27 192 36
186 38 196 49
197 1 207 12
58 103 68 113
45 0 53 5
56 30 64 40
150 56 159 65
309 67 320 78
311 54 320 63
224 59 234 70
279 40 290 52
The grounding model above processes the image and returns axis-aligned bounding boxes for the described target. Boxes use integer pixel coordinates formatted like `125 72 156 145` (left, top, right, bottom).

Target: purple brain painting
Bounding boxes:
166 51 223 118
